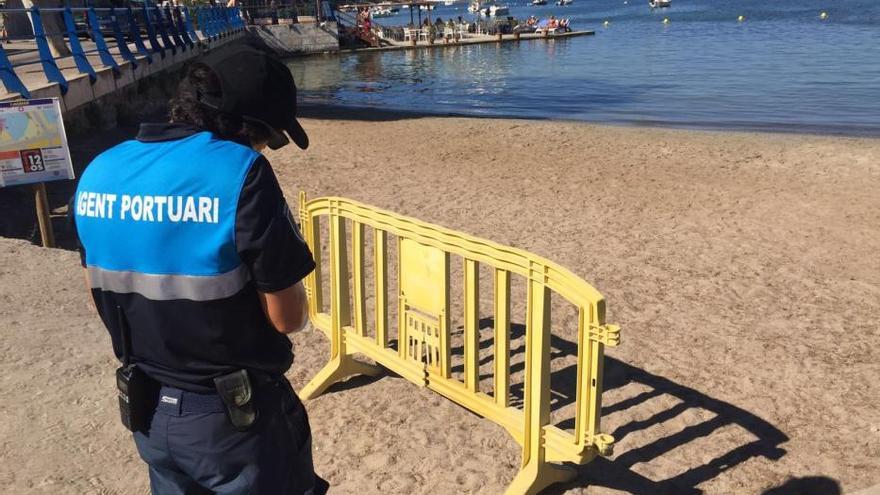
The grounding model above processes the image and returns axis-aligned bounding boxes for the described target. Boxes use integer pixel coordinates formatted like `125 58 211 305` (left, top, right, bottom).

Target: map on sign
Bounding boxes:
0 98 74 188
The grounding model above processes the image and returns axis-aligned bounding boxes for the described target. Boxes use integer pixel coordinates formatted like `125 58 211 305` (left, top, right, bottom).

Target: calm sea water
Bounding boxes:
286 0 880 135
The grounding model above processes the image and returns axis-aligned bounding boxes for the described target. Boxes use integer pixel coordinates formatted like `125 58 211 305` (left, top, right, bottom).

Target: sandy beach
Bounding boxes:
1 117 878 494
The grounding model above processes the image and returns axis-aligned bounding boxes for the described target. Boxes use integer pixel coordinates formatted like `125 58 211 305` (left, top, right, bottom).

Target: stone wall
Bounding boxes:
246 22 340 57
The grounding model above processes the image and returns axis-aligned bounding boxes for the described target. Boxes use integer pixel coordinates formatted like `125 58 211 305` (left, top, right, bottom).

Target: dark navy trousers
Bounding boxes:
133 378 328 495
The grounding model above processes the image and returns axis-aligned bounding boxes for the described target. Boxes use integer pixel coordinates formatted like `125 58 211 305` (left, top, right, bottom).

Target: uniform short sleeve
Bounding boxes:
235 156 315 292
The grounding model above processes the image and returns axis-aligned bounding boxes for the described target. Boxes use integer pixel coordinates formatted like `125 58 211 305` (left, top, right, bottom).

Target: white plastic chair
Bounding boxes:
404 28 417 42
457 24 469 39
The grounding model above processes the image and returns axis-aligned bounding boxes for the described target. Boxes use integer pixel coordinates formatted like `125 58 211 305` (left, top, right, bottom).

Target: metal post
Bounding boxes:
174 7 193 47
109 8 138 68
0 42 32 97
164 6 186 50
152 6 176 54
62 7 97 82
142 3 165 59
126 7 152 62
28 7 68 94
88 7 120 74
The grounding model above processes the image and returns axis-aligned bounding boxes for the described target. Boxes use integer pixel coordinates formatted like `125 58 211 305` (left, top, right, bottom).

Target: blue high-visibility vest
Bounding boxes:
74 131 260 301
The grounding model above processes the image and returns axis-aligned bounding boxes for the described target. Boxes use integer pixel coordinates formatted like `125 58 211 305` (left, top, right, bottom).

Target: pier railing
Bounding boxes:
0 4 245 99
297 193 620 495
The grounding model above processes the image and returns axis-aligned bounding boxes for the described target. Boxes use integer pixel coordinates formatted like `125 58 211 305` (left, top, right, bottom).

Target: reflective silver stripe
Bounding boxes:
87 264 251 301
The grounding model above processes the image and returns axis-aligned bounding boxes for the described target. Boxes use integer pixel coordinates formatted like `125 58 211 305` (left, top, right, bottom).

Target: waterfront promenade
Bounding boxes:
0 6 244 114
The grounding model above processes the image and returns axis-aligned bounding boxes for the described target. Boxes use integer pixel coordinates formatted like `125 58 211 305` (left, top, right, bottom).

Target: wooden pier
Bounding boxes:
337 29 594 54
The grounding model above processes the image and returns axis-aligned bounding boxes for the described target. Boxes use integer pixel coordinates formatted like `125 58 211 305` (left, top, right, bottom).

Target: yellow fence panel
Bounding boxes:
297 193 620 495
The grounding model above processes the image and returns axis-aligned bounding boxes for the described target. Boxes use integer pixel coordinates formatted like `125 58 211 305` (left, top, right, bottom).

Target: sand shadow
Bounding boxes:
444 318 796 495
324 371 388 394
760 476 841 495
545 351 791 495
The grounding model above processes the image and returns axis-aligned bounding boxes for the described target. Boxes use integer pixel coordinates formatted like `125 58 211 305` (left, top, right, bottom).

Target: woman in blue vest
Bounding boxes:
73 46 329 495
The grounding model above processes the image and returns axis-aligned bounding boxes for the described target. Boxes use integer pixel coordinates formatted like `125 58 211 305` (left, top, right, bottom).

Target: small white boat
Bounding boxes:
370 7 394 17
468 1 481 13
444 0 454 5
649 0 671 7
490 4 509 15
532 0 547 5
419 4 435 10
556 0 573 5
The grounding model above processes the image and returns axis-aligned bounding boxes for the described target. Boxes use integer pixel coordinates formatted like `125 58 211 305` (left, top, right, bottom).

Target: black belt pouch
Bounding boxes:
116 364 159 433
214 370 258 431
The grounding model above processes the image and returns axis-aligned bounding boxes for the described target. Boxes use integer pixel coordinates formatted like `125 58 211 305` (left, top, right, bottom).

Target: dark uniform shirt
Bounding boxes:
73 123 315 393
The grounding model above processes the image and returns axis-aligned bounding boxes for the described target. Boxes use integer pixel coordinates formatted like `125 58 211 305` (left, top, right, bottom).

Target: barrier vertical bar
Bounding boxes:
374 230 387 347
29 7 68 94
397 236 406 360
330 214 351 352
308 215 324 311
126 7 152 63
0 45 31 97
352 222 366 336
141 4 165 59
152 6 176 55
109 8 137 69
586 303 606 443
88 7 120 74
494 268 510 407
62 7 96 82
464 259 480 392
298 192 323 315
507 275 575 494
300 208 382 400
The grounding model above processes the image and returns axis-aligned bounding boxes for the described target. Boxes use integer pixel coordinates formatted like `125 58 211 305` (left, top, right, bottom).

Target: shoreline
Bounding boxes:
297 102 880 139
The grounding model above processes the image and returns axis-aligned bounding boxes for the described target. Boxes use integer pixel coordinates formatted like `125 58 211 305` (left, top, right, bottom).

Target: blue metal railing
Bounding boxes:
0 4 246 99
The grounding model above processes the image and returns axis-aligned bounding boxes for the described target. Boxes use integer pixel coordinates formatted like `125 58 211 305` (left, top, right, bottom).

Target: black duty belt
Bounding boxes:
157 386 226 414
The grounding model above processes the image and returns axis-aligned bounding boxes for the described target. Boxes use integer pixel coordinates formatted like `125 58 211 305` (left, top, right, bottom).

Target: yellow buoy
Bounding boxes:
662 17 670 24
820 11 828 20
737 15 745 22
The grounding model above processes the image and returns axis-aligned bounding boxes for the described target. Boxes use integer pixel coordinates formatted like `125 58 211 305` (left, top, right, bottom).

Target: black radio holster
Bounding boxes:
115 307 159 433
116 363 159 433
214 370 258 431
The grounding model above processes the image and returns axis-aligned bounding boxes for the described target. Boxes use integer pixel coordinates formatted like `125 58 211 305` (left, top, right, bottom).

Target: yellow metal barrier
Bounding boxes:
298 193 620 495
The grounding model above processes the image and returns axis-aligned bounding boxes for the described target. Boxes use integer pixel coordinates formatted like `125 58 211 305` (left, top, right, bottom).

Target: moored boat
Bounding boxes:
370 6 394 17
649 0 671 7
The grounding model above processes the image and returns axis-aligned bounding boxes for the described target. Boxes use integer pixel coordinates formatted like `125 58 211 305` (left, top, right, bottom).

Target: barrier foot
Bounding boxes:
505 460 576 495
299 355 383 400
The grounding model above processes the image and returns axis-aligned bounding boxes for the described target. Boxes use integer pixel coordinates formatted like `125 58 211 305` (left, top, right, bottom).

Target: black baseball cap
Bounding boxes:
192 46 308 150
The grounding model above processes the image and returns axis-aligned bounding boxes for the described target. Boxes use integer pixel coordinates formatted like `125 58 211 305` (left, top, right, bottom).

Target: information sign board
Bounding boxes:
0 98 75 188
